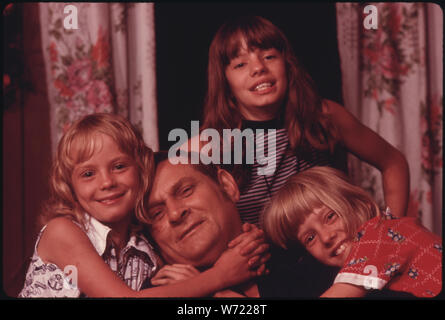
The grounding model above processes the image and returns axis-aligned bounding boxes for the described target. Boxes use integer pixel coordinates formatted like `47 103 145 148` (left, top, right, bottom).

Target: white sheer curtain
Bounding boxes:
39 2 159 152
337 2 442 235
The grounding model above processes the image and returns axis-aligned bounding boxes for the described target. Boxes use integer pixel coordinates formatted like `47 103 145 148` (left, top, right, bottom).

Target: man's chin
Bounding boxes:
168 244 225 268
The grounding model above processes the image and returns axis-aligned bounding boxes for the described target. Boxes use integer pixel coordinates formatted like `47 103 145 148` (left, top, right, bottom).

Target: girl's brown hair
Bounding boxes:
263 166 380 249
202 15 338 153
39 113 154 230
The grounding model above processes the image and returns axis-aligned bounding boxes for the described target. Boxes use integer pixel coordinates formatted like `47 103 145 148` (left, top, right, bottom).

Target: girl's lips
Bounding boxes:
250 82 277 95
334 243 346 256
332 240 348 257
249 79 276 91
97 192 126 205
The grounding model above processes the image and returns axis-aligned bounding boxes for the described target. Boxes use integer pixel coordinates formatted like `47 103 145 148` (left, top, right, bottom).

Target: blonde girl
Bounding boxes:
19 113 267 297
263 166 442 298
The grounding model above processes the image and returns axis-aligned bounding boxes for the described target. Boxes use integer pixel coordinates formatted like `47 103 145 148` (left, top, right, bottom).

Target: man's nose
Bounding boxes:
166 200 189 225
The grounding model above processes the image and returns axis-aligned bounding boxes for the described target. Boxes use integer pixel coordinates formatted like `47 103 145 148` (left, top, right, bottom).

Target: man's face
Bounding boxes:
147 161 242 267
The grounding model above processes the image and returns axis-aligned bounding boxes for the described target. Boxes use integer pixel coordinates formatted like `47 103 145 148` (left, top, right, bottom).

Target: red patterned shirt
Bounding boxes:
334 210 442 297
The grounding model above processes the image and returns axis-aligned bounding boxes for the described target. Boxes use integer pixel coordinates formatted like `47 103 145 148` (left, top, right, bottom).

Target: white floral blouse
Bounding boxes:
18 216 159 297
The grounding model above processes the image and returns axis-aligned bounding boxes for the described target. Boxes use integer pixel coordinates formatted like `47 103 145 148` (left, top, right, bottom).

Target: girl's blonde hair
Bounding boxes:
263 166 380 249
39 113 154 230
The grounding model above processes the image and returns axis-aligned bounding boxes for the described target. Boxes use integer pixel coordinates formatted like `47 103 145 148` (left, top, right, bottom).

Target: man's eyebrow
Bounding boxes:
170 177 196 195
148 176 196 209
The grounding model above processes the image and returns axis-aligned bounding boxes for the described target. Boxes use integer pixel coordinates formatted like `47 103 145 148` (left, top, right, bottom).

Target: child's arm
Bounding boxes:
324 100 410 218
39 217 264 297
151 266 248 297
150 264 200 286
152 224 269 287
321 283 367 298
227 223 270 275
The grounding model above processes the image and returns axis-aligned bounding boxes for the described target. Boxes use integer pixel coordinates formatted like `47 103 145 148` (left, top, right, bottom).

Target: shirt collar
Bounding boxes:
84 215 112 256
83 215 158 263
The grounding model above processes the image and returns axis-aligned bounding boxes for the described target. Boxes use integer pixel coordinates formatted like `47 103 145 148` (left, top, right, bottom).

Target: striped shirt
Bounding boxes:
236 119 333 227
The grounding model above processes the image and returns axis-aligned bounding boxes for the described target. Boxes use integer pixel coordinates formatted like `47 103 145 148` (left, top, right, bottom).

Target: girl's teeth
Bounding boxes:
255 83 272 91
335 244 345 256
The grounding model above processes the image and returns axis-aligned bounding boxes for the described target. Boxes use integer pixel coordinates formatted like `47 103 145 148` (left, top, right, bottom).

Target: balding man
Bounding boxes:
144 152 337 297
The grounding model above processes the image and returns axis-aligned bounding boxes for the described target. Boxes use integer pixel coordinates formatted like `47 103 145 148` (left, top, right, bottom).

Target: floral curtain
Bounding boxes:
336 2 442 235
39 2 159 153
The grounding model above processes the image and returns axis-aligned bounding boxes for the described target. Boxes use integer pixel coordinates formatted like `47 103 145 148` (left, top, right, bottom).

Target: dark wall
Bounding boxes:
3 3 52 297
155 2 343 150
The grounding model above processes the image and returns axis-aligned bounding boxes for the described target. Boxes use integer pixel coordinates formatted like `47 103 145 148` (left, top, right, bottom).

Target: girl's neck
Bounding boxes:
242 116 284 130
106 216 132 251
240 110 277 122
239 101 285 124
239 103 282 122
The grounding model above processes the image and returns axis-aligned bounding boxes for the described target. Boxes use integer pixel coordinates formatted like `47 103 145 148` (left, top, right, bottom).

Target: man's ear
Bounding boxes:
217 168 240 202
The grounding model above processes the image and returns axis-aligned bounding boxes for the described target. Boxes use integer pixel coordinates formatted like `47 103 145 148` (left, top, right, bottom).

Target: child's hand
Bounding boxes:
213 224 271 287
212 246 258 288
228 223 270 275
151 264 200 286
228 223 267 253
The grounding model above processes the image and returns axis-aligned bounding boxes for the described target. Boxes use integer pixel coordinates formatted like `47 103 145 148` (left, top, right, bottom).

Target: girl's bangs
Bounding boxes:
273 183 324 242
68 131 103 166
288 186 325 225
221 23 285 65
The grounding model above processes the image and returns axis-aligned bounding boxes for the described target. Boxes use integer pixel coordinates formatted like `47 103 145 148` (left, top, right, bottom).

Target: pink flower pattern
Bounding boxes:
46 20 115 137
339 3 442 229
362 4 417 116
41 3 159 154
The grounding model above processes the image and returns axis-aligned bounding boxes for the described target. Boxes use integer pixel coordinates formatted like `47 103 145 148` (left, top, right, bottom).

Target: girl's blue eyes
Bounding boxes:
304 234 315 245
302 211 338 246
326 211 337 223
81 171 94 178
79 163 127 178
114 163 126 170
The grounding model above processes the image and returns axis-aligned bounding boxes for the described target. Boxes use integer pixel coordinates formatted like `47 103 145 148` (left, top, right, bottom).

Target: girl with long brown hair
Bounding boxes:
197 15 409 225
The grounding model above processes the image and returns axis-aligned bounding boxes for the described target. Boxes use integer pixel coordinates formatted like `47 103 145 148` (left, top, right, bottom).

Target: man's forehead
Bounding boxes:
155 160 200 178
150 161 209 195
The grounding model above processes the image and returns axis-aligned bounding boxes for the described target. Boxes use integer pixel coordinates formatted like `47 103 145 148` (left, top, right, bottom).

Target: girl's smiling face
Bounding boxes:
70 133 140 229
297 206 352 268
225 38 287 121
